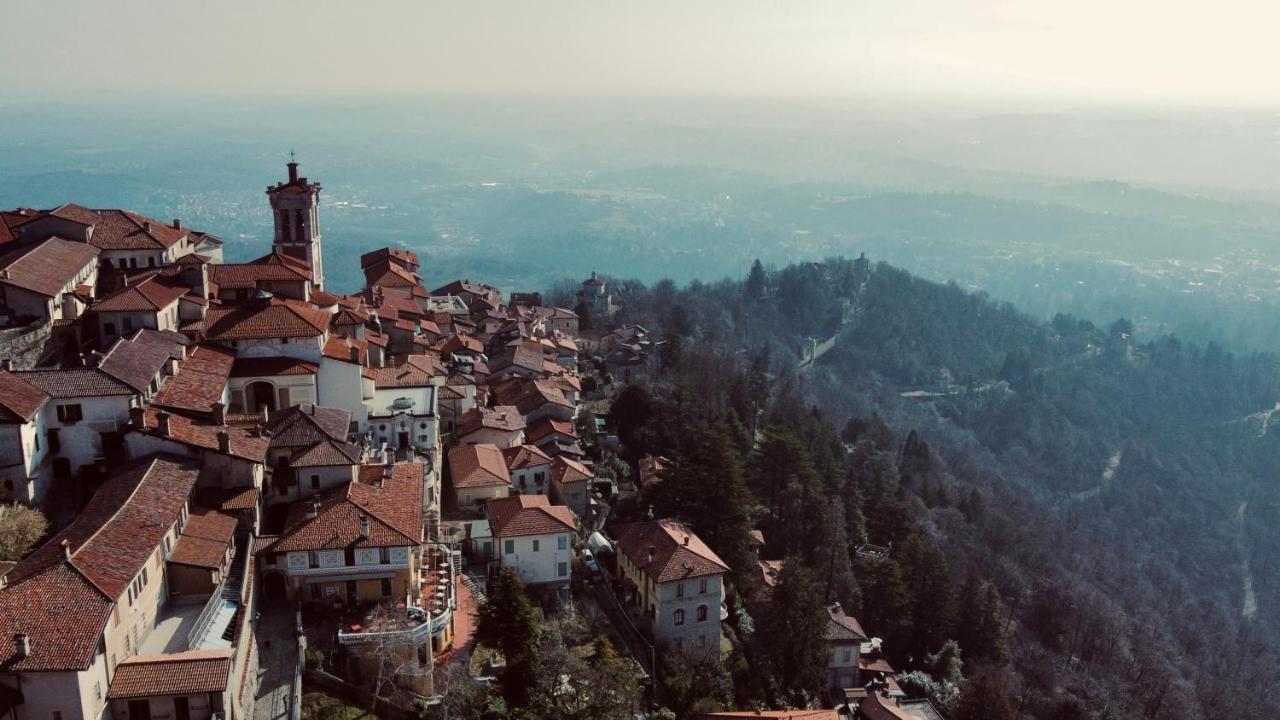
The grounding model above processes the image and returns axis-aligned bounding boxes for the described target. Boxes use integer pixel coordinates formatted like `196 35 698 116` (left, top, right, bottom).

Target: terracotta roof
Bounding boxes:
204 299 329 341
616 519 729 583
209 251 311 288
323 335 368 364
267 463 423 552
857 692 914 720
133 408 269 462
99 329 184 393
14 367 134 400
526 417 577 444
290 439 362 467
364 261 421 289
361 247 420 270
71 208 189 250
92 273 188 312
440 334 484 355
0 371 49 422
486 495 575 537
330 307 369 327
369 364 435 388
494 377 573 415
169 509 236 569
151 344 236 415
229 356 319 378
45 203 99 225
457 405 525 438
502 444 553 471
265 403 351 447
0 455 199 671
552 456 594 485
827 603 869 642
0 237 98 296
107 649 234 698
310 288 342 306
448 444 511 489
490 341 547 375
196 486 260 512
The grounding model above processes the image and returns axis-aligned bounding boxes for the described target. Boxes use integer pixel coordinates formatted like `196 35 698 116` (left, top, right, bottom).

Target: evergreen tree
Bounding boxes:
856 556 912 650
952 665 1017 720
745 259 767 301
897 531 955 664
756 558 830 705
476 567 541 707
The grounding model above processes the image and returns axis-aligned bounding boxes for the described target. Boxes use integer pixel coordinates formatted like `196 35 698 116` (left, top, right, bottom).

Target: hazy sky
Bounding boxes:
3 0 1278 106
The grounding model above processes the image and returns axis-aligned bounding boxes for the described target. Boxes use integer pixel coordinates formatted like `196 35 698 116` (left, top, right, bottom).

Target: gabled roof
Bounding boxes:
0 455 199 671
0 371 48 423
615 519 729 583
368 364 436 389
551 456 594 485
502 444 553 471
91 272 188 312
826 603 869 643
526 416 577 444
169 508 236 569
360 247 420 270
151 344 236 416
204 299 330 341
132 408 269 462
448 443 510 489
489 340 546 375
209 249 312 288
857 692 914 720
486 495 575 537
15 367 134 400
99 329 184 393
107 649 234 699
229 356 319 378
290 439 362 467
0 237 98 296
457 405 525 438
267 463 424 552
265 403 351 447
75 209 188 250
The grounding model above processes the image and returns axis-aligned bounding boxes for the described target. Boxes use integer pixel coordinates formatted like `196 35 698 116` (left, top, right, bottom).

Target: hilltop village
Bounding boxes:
0 164 936 720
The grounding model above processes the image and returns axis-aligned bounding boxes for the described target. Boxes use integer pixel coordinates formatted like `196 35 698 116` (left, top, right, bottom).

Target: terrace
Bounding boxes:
335 543 456 654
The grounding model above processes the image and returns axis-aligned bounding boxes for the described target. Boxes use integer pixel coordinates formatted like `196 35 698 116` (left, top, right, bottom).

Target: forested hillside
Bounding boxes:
600 257 1280 719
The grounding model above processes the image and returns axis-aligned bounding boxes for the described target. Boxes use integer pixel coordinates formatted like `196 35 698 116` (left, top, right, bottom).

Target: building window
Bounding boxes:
558 561 568 577
842 648 852 662
504 540 514 554
674 609 685 626
696 605 708 622
557 535 568 550
308 551 320 568
310 584 322 601
310 474 320 490
676 582 684 598
380 579 393 597
380 547 390 563
532 539 540 552
699 578 708 594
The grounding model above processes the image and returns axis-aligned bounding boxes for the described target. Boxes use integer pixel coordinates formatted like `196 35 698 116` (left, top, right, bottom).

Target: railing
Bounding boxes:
187 585 228 649
186 534 251 649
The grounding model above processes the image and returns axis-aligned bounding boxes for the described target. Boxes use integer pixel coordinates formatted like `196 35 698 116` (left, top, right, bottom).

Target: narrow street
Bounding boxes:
254 606 299 720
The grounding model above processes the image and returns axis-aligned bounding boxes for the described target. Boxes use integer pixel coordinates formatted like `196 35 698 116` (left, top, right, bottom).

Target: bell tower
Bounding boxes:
266 156 324 289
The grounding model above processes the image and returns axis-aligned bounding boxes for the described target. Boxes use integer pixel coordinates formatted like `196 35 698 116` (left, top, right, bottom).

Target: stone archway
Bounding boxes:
261 571 289 609
246 381 277 413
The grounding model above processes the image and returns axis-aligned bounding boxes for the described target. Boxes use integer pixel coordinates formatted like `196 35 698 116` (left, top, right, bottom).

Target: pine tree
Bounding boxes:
897 531 955 664
745 259 767 301
756 558 830 705
476 567 541 707
952 665 1016 720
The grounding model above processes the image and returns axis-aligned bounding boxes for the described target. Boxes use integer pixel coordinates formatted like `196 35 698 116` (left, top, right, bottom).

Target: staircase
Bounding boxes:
189 535 250 650
462 573 486 605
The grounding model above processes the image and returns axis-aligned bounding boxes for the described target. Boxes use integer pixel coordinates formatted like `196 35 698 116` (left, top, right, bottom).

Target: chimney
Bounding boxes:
306 499 319 520
217 430 230 454
172 218 182 230
682 534 690 547
287 161 299 184
359 514 370 538
13 633 30 659
211 402 226 426
166 357 179 376
349 346 360 364
143 221 152 233
156 410 171 437
60 539 72 559
129 406 145 428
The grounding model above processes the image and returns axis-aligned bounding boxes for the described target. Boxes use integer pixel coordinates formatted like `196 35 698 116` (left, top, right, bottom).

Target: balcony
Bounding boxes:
336 543 455 649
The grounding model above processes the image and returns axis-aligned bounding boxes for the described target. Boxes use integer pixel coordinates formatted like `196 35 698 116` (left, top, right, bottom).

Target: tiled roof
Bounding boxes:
0 237 98 296
14 368 134 399
616 519 729 584
448 444 510 489
494 377 573 416
502 444 553 471
368 364 435 388
265 403 351 447
209 251 311 289
169 509 236 569
133 407 269 462
91 273 188 312
526 417 576 444
486 495 575 537
857 692 913 720
364 261 421 289
0 455 199 671
229 356 319 378
107 649 234 698
440 334 483 355
826 603 869 642
76 209 188 250
151 344 236 415
552 456 593 485
196 486 260 512
267 463 423 552
360 247 420 269
457 405 525 438
204 299 329 340
322 335 368 364
290 439 362 467
330 307 368 327
490 341 546 374
310 288 342 306
0 371 49 422
99 329 184 393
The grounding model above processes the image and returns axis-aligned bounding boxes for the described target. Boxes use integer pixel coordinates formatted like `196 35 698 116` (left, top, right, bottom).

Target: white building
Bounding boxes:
485 494 575 593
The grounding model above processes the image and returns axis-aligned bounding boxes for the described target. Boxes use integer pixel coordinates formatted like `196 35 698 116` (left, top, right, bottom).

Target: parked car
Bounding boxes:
581 548 601 576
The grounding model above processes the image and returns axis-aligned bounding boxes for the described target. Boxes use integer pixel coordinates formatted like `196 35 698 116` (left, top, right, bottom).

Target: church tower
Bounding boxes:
266 159 324 289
